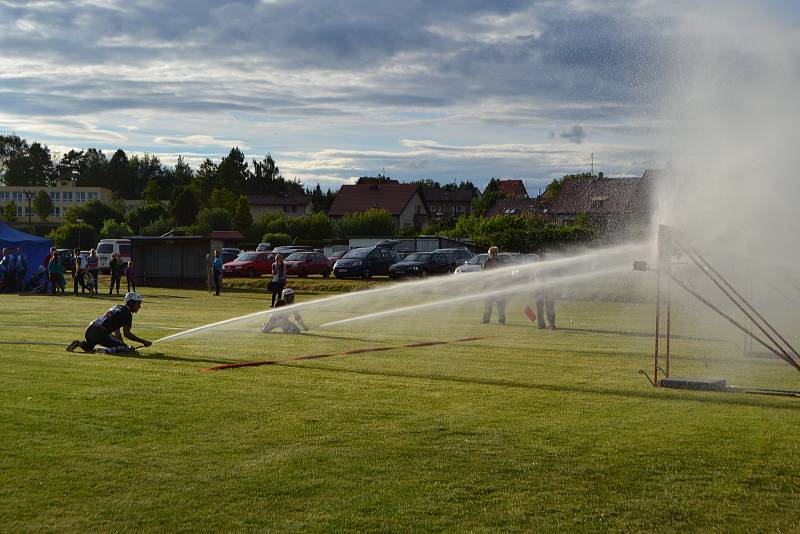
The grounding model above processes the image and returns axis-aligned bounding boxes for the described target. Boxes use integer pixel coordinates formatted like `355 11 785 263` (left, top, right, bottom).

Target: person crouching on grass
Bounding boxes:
66 292 152 354
261 288 308 334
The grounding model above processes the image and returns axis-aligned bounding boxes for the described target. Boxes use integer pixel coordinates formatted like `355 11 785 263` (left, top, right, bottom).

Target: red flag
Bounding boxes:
524 305 536 322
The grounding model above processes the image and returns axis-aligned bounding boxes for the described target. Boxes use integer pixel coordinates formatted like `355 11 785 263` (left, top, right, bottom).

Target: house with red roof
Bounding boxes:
550 173 653 236
327 183 429 231
494 179 529 198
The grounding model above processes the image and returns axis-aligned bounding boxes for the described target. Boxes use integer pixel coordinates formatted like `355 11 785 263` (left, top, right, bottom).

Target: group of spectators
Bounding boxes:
0 246 136 296
0 247 28 293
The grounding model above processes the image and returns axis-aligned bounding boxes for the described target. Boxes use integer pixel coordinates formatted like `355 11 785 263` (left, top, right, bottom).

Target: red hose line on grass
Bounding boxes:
200 336 491 372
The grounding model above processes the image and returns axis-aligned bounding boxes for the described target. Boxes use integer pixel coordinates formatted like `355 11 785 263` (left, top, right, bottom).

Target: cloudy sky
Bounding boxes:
1 0 798 193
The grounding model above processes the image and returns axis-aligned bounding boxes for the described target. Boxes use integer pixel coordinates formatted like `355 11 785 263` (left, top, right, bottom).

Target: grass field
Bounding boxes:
2 276 800 532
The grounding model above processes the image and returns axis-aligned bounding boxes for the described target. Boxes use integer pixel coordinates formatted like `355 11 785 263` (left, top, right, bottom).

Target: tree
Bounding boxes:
216 147 249 194
191 159 218 204
173 156 193 186
0 135 29 185
142 215 176 236
64 200 125 232
33 191 54 221
26 142 55 186
209 187 237 214
48 221 98 250
126 203 168 234
170 186 199 226
100 219 134 239
232 195 253 233
107 149 130 195
142 178 164 203
191 207 232 235
3 200 17 222
74 148 108 187
129 153 164 199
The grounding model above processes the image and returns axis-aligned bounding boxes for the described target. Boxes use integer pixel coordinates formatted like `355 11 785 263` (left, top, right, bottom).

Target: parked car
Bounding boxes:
255 242 272 252
432 248 475 272
272 245 314 256
327 249 349 264
56 248 75 274
388 251 451 278
220 248 242 265
333 246 399 279
453 252 519 274
284 251 332 278
222 251 275 277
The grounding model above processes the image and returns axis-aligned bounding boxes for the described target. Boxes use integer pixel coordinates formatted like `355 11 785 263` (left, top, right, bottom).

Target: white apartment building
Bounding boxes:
0 179 113 224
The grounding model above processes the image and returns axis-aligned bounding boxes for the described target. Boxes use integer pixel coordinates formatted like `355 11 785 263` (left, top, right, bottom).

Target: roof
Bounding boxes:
209 230 244 240
494 180 528 198
248 194 312 207
0 222 52 246
550 176 649 215
422 188 475 203
328 183 424 216
485 197 553 217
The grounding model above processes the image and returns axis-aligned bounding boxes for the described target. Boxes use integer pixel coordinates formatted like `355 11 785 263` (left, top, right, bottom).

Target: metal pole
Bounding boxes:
653 227 663 387
665 257 671 378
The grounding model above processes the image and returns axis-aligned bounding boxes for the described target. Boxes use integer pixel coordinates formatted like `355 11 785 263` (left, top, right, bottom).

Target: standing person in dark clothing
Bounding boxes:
108 253 123 295
66 292 152 354
535 252 557 330
125 259 136 292
481 246 506 324
86 248 99 294
212 249 223 296
15 247 27 292
1 247 16 292
270 254 287 307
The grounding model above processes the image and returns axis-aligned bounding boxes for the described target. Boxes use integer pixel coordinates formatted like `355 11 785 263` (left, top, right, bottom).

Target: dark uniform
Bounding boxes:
77 304 135 353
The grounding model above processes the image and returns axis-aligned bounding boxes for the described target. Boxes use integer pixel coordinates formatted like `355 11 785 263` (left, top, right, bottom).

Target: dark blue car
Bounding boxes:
333 246 399 279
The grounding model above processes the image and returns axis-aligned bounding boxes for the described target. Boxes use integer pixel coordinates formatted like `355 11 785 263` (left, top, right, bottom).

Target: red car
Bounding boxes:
222 251 275 277
284 251 332 278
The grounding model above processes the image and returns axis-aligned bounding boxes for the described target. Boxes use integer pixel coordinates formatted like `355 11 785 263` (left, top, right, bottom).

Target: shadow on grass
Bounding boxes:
278 363 800 411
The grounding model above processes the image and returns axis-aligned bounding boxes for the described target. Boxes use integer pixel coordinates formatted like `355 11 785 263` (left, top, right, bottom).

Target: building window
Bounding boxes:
88 192 98 200
63 192 73 202
76 192 86 202
16 206 22 216
0 191 8 201
50 191 61 201
13 191 23 201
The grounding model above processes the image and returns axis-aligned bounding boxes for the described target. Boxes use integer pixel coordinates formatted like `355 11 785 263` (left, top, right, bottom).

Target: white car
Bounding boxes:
453 252 519 273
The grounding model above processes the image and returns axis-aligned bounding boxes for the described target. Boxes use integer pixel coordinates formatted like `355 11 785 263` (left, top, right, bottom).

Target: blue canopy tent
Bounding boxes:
0 222 52 284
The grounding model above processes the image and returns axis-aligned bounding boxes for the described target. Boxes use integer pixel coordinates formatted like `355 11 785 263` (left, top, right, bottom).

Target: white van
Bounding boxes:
96 238 132 272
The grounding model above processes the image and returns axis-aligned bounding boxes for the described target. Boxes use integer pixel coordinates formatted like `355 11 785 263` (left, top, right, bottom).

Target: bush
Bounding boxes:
336 209 396 238
261 233 291 247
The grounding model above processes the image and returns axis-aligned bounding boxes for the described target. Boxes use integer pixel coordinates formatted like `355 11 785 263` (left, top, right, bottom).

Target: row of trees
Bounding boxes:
0 134 336 206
